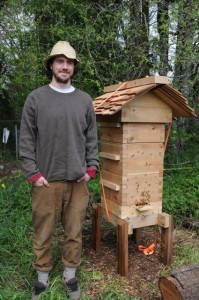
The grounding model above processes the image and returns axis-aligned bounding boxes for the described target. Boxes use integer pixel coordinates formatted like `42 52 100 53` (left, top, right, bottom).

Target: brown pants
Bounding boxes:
31 181 89 272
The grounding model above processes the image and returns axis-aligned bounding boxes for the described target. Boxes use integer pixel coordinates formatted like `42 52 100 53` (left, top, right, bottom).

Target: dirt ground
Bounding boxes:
82 219 199 300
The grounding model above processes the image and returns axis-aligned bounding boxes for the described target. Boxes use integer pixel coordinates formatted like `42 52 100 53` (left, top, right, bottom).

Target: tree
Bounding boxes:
0 0 198 120
173 0 199 106
157 0 170 75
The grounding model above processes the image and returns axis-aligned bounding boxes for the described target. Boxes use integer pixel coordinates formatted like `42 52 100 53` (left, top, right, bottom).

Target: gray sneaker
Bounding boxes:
63 277 81 300
31 281 50 300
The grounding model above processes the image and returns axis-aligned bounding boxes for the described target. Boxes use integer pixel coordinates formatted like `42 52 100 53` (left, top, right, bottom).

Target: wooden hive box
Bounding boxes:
93 76 196 220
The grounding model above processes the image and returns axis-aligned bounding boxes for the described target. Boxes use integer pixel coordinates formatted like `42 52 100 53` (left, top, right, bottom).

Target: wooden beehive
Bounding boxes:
93 76 196 220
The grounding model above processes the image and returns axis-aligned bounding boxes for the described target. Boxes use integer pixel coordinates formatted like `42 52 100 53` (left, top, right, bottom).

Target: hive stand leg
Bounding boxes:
92 203 101 252
117 219 128 276
161 215 174 265
131 228 141 245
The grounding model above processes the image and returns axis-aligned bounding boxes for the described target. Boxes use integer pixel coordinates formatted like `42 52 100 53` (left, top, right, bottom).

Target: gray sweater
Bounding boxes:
19 85 99 182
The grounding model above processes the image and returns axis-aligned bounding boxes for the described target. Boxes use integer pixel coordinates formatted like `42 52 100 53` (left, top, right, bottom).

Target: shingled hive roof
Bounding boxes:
93 76 196 118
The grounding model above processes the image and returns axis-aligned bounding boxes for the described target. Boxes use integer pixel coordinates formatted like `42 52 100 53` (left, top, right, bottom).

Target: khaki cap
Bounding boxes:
44 41 80 68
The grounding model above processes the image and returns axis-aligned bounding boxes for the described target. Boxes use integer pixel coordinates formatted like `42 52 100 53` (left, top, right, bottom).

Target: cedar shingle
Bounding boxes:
93 78 196 117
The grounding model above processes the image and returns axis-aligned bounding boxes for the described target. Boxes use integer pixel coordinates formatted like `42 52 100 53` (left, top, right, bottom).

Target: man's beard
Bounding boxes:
53 72 73 84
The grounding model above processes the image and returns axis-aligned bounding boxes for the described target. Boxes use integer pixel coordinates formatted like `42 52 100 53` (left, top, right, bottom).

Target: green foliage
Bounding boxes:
163 163 199 224
165 119 199 167
163 120 199 224
1 0 198 120
88 174 101 201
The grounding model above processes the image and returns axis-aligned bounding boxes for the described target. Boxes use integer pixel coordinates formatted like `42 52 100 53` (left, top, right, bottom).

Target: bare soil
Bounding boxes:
82 220 199 300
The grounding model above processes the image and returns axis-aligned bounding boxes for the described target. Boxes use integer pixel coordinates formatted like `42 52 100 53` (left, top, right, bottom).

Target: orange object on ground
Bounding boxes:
138 225 157 256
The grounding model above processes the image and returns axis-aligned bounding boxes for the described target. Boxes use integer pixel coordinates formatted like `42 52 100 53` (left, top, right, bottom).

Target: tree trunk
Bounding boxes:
157 0 169 75
159 264 199 300
127 0 150 79
173 0 198 99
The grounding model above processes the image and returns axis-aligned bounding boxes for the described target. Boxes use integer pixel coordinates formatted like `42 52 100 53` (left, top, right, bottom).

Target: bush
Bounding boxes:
163 163 199 224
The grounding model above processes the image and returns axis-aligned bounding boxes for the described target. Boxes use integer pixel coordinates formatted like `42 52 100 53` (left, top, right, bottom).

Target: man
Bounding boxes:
19 41 99 300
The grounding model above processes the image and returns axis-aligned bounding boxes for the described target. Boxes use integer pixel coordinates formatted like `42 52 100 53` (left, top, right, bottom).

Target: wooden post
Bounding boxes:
161 214 174 265
92 203 101 252
131 228 140 245
117 219 128 276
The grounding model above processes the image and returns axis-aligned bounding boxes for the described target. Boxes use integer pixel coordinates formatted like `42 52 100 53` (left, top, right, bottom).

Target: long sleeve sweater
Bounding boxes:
19 85 99 182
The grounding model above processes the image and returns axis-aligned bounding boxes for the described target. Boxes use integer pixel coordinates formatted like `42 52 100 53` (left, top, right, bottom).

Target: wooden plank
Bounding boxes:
158 212 171 228
153 87 196 118
100 141 165 176
118 91 173 123
102 186 123 205
152 89 191 118
104 76 169 93
124 172 163 205
126 214 159 231
161 86 196 115
101 141 123 155
98 204 159 236
123 123 165 143
161 214 173 265
117 219 129 276
95 87 162 116
101 166 163 206
130 91 172 108
101 179 120 191
101 198 162 219
99 203 126 228
92 203 101 252
125 143 164 173
131 228 141 245
101 159 122 175
99 122 121 128
101 172 163 207
136 204 153 211
100 142 123 176
100 123 165 143
101 127 124 143
159 86 186 105
121 106 173 123
98 203 159 238
109 94 133 102
96 111 122 123
101 169 122 186
108 143 164 167
112 85 155 96
111 84 156 97
96 84 156 100
99 152 120 161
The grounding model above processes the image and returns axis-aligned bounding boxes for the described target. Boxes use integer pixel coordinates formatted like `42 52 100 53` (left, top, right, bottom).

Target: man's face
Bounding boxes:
51 55 75 84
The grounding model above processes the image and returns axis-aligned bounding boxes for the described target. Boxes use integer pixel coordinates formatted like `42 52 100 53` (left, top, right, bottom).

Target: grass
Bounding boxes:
0 174 198 299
